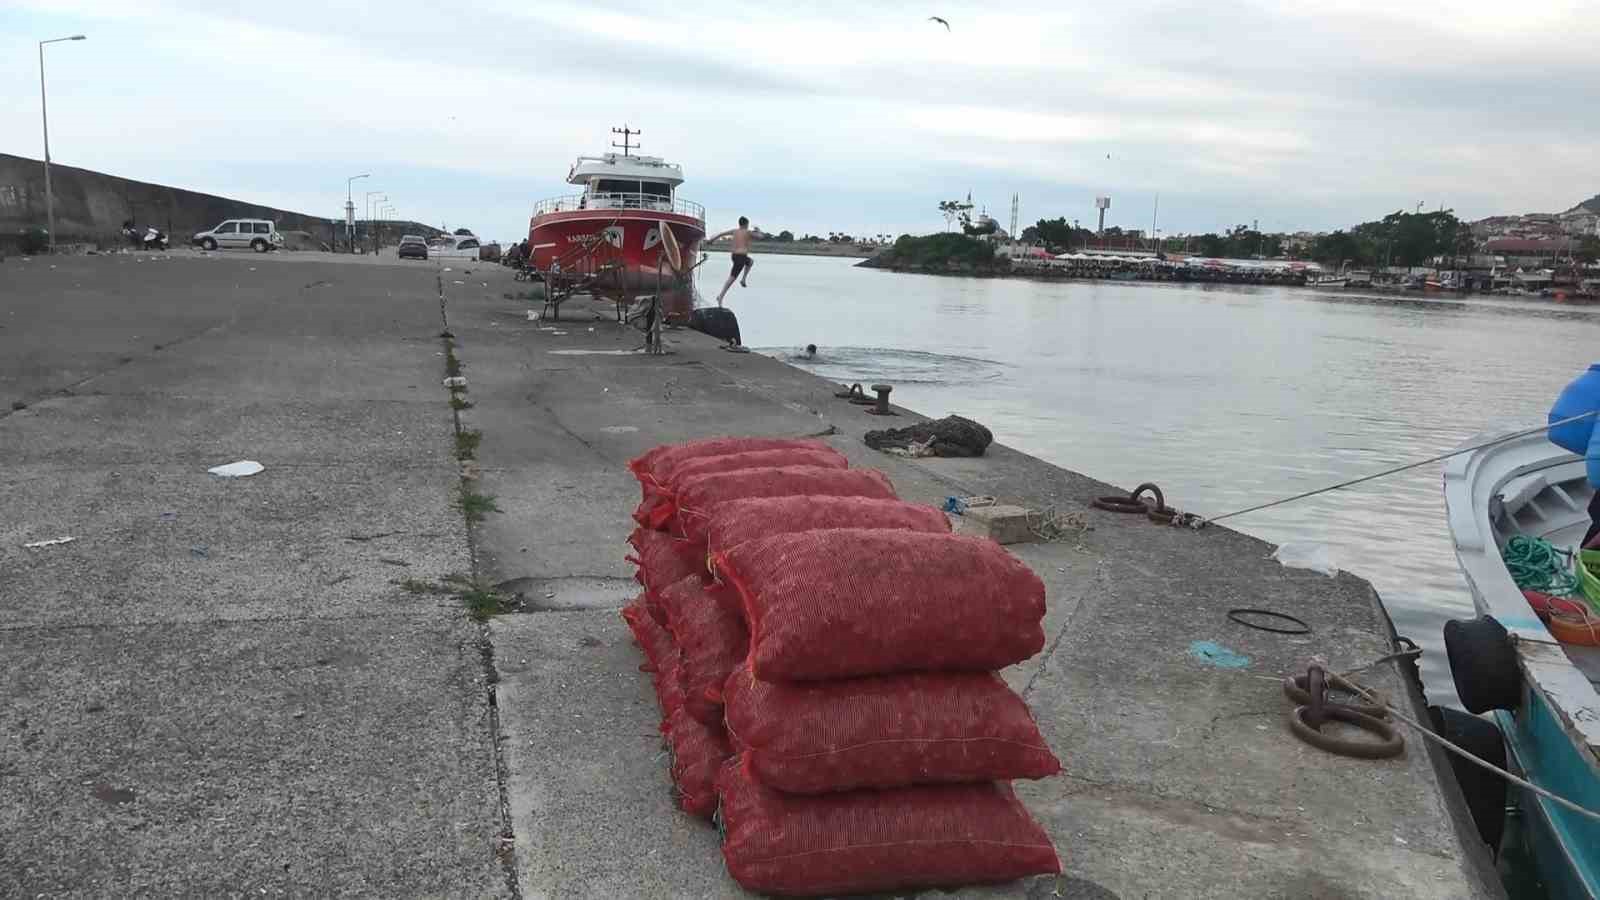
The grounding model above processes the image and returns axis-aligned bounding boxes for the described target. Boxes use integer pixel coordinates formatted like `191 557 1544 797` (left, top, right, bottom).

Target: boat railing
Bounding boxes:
532 193 704 223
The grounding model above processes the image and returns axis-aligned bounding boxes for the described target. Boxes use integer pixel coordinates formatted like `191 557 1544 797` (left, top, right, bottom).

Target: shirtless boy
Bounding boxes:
709 217 754 306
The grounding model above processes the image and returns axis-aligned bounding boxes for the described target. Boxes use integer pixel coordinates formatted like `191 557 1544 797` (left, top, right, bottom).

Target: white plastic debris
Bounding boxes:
443 376 468 388
23 536 76 549
1270 542 1339 577
207 460 264 478
526 310 539 321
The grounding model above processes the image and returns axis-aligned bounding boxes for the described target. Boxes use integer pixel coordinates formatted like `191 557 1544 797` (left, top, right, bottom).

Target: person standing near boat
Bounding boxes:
709 217 754 306
1548 363 1600 546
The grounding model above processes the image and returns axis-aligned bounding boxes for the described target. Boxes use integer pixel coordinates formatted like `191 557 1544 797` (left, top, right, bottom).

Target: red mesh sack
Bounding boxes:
664 708 732 819
716 528 1046 681
628 436 832 484
674 466 898 544
706 495 950 560
638 447 850 531
723 667 1060 793
717 756 1060 896
626 527 707 602
656 578 750 726
620 598 684 719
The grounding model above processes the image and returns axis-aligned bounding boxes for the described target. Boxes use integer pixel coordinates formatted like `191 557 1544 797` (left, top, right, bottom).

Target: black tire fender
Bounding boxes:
1444 615 1522 714
1428 705 1508 850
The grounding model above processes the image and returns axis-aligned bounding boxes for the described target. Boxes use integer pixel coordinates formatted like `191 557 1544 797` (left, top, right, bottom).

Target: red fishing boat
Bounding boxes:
526 127 705 306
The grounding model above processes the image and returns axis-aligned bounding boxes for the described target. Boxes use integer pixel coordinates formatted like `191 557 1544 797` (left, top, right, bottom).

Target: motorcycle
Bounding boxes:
122 223 169 251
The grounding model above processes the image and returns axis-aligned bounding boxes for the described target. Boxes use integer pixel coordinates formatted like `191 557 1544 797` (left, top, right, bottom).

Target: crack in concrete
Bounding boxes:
438 272 524 900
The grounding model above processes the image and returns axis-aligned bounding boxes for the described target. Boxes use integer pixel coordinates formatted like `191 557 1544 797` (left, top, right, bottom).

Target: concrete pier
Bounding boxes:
1 251 1502 898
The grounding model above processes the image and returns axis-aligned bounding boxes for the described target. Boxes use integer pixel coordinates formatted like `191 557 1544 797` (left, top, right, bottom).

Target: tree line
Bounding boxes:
1015 208 1599 267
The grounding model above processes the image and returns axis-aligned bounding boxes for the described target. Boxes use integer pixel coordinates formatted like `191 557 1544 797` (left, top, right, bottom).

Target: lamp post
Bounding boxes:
346 173 369 251
38 34 86 252
364 191 384 252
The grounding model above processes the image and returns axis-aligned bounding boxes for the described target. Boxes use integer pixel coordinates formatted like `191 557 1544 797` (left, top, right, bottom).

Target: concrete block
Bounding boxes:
955 504 1035 544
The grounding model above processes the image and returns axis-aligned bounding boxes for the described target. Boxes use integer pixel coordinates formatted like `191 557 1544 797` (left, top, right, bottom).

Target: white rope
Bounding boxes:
1206 410 1598 525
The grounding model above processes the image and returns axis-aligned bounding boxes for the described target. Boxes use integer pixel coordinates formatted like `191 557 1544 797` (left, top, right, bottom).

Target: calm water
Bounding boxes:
700 254 1600 707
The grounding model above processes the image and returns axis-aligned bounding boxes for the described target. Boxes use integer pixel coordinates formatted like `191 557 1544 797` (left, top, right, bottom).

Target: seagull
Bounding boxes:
928 15 950 30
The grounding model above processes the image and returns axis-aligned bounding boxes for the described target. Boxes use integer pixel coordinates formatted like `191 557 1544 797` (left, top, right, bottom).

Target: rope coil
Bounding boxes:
1502 535 1581 597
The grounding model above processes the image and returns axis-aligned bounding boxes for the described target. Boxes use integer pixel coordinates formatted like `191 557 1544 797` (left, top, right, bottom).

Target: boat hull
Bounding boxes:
527 210 704 295
1443 429 1600 896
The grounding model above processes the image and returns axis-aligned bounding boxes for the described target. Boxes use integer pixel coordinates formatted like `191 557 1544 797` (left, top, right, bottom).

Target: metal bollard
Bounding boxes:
869 384 894 416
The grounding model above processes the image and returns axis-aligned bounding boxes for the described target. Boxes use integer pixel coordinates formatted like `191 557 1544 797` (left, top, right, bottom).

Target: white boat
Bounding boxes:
1308 275 1348 288
1442 427 1600 897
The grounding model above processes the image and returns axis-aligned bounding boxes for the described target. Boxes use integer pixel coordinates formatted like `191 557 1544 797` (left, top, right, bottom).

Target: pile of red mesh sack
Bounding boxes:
621 436 1061 896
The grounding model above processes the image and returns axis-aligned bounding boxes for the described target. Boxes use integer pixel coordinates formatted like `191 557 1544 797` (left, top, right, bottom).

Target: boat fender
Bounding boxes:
689 307 742 345
1427 705 1508 852
1443 615 1522 714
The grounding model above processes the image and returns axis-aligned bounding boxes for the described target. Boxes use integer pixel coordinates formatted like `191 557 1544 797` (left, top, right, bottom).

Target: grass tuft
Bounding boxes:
460 584 506 621
457 487 501 523
450 395 474 411
454 429 482 460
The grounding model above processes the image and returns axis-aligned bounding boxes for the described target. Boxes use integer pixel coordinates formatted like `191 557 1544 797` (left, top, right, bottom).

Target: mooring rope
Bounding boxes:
1323 654 1600 824
1205 410 1598 525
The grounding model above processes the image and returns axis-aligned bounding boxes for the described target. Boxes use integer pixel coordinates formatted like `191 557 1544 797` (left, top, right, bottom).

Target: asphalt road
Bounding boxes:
1 251 511 897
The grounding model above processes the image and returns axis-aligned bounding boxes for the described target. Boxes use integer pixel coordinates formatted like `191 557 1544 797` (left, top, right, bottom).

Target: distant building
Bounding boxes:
1483 237 1572 266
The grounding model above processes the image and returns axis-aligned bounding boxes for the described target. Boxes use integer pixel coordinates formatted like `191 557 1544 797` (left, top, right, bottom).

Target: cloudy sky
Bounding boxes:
3 0 1594 242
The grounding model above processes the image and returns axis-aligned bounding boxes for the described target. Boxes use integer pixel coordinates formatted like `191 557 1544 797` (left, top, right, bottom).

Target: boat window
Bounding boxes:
640 182 671 199
595 179 638 194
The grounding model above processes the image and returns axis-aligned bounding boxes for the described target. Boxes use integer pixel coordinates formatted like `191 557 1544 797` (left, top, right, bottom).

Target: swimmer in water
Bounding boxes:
795 344 817 360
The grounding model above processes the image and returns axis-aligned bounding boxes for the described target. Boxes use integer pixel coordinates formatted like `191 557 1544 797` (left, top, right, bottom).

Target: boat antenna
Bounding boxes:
611 125 640 157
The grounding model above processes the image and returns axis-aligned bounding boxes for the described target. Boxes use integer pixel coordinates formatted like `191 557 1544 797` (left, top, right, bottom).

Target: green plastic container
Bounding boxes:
1580 549 1600 612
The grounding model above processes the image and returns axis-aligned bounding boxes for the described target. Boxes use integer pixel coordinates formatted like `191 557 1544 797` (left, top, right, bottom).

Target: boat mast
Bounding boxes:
611 125 640 157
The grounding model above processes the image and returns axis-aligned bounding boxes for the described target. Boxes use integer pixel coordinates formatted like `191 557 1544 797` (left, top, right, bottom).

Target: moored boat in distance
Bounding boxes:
526 127 706 299
1442 427 1600 897
1308 275 1348 288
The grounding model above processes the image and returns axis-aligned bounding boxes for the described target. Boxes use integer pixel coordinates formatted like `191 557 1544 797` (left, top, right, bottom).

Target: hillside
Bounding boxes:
1567 194 1600 214
0 153 441 249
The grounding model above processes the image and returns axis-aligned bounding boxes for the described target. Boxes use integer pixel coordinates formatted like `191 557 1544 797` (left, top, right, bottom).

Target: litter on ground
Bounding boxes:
207 460 265 478
23 536 76 549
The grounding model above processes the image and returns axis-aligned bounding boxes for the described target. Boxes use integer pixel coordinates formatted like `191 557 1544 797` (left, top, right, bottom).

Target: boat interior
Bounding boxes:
1492 459 1600 685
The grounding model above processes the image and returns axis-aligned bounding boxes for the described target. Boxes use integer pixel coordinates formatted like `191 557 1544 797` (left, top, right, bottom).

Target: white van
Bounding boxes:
193 219 284 252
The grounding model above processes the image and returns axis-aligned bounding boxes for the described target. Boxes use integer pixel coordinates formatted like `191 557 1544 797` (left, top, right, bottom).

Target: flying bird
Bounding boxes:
928 16 950 30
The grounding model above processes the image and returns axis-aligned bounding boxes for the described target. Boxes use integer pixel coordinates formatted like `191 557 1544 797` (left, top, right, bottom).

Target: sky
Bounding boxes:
2 0 1596 243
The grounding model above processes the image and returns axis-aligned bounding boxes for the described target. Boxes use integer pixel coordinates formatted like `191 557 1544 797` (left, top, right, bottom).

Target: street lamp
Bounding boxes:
365 191 384 223
38 34 86 252
345 173 369 251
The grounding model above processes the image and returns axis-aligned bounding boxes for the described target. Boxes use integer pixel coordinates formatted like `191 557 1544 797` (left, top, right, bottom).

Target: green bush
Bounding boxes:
18 227 48 254
886 233 1000 268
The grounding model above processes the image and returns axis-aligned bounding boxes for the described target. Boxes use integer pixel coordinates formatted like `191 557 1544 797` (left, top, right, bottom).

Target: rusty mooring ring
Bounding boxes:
1093 482 1169 515
1289 704 1404 759
1281 672 1388 720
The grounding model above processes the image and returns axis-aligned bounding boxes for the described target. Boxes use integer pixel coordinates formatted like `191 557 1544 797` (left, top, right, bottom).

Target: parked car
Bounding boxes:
428 234 481 259
192 219 283 252
398 235 429 260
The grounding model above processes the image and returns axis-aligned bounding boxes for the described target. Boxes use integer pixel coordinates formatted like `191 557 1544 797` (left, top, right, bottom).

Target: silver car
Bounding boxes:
193 219 283 253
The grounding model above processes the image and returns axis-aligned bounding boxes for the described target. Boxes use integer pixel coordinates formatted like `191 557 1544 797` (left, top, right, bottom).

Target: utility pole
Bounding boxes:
1150 193 1160 254
38 34 86 252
